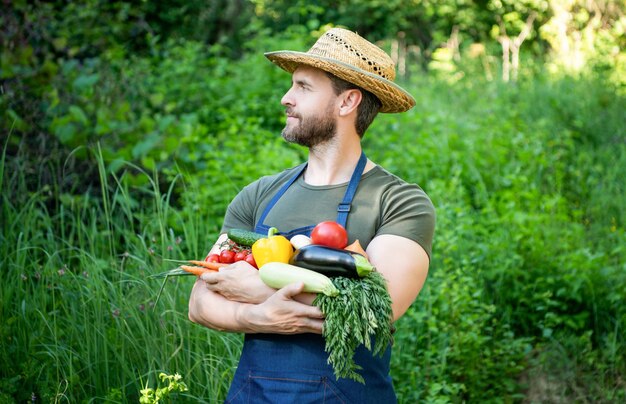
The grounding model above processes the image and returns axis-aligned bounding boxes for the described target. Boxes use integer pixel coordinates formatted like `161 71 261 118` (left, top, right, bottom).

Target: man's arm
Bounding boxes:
366 234 430 321
188 234 324 334
188 279 324 334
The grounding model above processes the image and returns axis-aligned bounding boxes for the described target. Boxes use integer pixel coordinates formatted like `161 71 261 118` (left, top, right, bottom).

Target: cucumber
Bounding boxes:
227 228 266 246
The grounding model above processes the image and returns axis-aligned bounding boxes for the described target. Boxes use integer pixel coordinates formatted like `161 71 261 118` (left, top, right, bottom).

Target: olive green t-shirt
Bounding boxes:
221 164 435 258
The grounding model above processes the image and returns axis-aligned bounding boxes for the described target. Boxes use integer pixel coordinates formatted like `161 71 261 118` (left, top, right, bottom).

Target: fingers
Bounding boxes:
200 271 218 285
275 283 324 320
277 281 305 299
200 264 239 283
288 315 324 334
303 318 324 334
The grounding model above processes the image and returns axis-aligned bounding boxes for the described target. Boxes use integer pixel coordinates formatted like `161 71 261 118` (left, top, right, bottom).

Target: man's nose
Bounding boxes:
281 87 294 107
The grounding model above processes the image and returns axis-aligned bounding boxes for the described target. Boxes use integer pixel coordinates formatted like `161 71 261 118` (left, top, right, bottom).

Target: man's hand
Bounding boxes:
242 282 325 334
189 276 324 334
200 261 273 304
189 233 324 334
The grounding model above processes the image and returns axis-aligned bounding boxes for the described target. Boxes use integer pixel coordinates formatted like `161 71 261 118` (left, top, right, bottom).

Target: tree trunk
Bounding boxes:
498 12 536 82
499 36 511 82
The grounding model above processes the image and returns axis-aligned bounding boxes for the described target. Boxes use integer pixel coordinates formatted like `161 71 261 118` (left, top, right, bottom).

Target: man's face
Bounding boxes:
280 66 338 148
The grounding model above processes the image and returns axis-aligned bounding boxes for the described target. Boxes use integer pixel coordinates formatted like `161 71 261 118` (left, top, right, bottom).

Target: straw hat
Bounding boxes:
265 28 415 113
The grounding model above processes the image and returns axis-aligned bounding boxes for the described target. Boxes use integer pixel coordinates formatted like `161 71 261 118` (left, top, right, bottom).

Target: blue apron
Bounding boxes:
225 152 397 403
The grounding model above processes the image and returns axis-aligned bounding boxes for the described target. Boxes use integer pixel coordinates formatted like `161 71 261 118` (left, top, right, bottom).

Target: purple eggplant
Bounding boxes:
290 244 375 278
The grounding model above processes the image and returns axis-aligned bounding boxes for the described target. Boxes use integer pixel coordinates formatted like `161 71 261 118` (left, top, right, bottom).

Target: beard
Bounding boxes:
281 103 336 148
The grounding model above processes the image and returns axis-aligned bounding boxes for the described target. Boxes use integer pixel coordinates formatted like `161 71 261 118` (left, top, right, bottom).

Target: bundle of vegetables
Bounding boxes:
154 221 393 383
258 221 394 384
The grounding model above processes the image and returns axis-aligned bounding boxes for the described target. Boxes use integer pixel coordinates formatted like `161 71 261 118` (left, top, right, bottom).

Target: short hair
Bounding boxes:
324 72 382 138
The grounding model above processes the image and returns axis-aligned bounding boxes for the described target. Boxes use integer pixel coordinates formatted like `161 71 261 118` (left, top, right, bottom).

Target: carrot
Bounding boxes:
180 265 213 276
188 260 228 270
345 239 369 260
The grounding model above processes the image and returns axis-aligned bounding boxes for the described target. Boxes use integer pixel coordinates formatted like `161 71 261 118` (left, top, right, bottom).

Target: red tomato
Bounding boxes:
206 253 221 263
219 250 236 264
310 221 348 249
234 251 249 262
245 253 258 269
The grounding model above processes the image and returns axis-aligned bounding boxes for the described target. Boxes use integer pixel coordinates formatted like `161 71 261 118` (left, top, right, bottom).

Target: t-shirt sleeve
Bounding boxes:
376 184 436 259
220 182 258 233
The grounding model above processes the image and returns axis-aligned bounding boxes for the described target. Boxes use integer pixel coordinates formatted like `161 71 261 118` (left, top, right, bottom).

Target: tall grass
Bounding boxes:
0 144 240 402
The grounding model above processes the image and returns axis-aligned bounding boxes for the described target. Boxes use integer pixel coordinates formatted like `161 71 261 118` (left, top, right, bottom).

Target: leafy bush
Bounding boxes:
366 71 625 401
1 8 624 402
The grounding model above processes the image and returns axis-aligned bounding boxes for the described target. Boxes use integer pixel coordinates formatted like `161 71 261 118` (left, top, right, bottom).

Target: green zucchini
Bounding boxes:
259 262 339 297
227 228 266 246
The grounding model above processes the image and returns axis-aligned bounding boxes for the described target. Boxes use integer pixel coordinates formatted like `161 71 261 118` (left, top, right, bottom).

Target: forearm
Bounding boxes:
188 278 324 334
188 278 256 332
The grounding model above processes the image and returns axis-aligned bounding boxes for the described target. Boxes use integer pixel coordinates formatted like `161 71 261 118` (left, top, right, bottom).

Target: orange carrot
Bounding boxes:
188 260 228 270
180 265 213 276
345 239 369 260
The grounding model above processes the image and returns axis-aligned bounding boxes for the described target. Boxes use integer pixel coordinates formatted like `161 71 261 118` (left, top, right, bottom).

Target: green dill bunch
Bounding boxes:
314 271 393 383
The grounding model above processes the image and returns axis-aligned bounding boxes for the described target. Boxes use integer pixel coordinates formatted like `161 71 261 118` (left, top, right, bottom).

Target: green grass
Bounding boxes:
0 145 240 402
1 60 625 402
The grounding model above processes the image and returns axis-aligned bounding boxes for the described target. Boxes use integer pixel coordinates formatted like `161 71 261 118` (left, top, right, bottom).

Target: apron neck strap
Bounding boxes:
335 151 367 228
255 151 367 234
256 163 307 230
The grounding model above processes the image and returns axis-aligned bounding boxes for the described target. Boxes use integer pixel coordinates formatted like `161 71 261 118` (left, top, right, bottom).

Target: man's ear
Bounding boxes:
338 89 362 116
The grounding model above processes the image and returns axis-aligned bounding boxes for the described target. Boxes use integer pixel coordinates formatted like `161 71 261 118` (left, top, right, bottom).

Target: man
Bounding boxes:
188 27 435 403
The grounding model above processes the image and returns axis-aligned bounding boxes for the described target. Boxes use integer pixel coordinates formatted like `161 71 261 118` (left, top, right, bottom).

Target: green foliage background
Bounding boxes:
1 1 625 402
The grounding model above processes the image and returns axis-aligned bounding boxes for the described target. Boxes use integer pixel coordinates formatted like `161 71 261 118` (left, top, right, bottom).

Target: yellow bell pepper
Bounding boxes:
252 227 293 268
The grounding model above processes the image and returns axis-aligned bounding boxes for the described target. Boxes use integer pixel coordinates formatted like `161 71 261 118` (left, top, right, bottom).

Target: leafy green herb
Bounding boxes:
314 271 393 383
139 372 188 404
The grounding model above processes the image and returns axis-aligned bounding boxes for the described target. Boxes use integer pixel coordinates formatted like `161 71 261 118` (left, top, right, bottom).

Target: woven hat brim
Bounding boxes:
265 51 415 113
